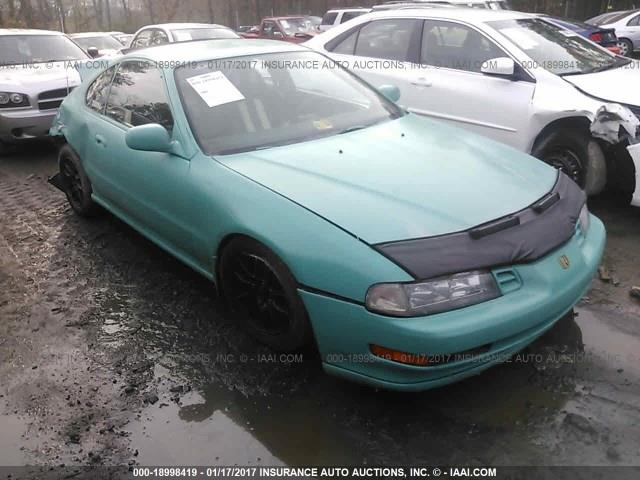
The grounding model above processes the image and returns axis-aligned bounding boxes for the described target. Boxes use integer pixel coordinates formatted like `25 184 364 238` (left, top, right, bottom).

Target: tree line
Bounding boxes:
0 0 638 33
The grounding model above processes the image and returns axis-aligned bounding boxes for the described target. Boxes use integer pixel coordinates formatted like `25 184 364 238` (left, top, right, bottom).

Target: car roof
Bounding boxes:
379 0 500 4
264 16 307 20
327 8 371 12
0 28 63 36
129 38 304 63
364 7 535 22
141 23 231 30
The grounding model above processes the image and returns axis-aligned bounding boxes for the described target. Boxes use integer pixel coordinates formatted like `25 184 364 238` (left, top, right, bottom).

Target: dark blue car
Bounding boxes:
542 16 620 53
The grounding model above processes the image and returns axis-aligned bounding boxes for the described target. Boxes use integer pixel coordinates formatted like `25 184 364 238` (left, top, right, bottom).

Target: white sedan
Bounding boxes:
306 8 640 200
588 9 640 57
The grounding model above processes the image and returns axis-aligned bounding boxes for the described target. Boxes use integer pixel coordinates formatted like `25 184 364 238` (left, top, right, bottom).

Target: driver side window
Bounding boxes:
150 30 169 46
421 20 505 73
105 61 174 133
262 21 279 37
132 30 152 49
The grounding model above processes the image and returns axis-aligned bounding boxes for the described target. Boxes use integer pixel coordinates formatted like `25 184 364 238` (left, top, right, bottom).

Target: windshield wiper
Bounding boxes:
559 70 587 77
589 57 632 73
337 125 369 135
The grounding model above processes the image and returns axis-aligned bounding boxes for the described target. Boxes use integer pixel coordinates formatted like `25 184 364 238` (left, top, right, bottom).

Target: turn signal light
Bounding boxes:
370 344 429 366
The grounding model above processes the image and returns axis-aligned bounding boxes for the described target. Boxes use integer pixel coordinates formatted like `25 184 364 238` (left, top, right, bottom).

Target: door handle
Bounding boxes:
95 134 107 147
410 77 432 87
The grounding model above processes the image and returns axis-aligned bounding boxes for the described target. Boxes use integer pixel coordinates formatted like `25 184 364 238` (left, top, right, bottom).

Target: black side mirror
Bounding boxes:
87 47 100 58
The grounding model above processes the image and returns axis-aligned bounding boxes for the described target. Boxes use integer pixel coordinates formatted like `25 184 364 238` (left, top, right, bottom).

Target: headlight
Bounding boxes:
366 270 501 317
578 203 590 233
9 93 23 104
0 91 28 108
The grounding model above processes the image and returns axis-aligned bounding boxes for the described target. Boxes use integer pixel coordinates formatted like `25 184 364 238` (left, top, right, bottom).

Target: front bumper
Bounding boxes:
0 108 58 143
300 215 605 391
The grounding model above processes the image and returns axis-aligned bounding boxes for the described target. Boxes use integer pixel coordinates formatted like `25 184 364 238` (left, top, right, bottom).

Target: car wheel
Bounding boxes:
219 236 313 352
534 128 590 190
607 142 636 206
0 140 13 156
58 144 100 217
617 38 633 57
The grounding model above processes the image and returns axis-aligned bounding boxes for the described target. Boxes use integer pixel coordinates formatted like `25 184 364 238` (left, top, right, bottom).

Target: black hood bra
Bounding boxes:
375 172 586 280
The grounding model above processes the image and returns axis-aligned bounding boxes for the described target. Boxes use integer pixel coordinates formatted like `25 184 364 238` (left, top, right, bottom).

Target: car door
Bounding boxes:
326 18 423 108
83 65 117 194
409 19 536 151
618 12 640 47
90 60 199 258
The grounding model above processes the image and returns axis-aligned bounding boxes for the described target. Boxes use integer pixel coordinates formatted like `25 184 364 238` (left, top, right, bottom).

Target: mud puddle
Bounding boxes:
1 149 640 468
0 410 29 466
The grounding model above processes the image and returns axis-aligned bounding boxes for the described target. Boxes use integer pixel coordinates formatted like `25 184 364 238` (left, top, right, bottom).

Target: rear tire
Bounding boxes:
219 236 313 352
534 128 590 190
58 144 100 217
0 140 12 156
617 38 633 57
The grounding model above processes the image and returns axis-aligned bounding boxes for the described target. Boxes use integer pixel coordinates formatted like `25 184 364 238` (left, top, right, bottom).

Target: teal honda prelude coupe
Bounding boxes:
50 40 606 391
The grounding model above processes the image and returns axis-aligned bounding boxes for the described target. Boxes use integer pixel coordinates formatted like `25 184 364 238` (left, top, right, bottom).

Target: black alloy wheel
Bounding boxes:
219 237 313 351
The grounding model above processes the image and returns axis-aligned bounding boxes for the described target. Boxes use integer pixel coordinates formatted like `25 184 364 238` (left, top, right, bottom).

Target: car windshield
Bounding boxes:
171 28 239 41
176 51 403 156
73 35 122 51
0 35 87 66
279 18 314 35
489 18 626 76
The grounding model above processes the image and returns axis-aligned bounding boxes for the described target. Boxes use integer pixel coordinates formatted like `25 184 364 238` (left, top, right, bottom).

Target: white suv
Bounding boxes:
0 29 86 153
318 9 372 32
307 8 640 199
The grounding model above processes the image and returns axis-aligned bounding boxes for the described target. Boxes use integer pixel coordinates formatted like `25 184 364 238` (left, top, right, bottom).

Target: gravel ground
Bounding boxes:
1 141 640 474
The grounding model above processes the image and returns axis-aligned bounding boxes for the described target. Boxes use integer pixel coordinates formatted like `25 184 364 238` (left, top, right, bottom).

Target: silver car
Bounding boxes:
589 9 640 57
0 29 87 153
129 23 239 50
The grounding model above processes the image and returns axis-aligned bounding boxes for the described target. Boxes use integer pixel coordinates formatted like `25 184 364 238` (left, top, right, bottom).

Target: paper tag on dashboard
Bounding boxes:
186 71 245 108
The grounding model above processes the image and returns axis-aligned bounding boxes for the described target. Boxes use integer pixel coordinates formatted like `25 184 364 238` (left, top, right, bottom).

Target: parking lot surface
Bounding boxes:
1 142 640 467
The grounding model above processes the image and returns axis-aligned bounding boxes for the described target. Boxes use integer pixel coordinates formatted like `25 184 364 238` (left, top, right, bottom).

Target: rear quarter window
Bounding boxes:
322 12 339 25
86 66 116 114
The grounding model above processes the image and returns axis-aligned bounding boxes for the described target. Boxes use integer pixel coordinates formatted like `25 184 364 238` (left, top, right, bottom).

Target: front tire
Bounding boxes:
58 144 100 217
534 128 591 190
219 237 313 351
0 139 12 156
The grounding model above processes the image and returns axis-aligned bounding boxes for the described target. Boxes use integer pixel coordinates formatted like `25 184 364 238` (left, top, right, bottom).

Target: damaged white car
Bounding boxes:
306 8 640 201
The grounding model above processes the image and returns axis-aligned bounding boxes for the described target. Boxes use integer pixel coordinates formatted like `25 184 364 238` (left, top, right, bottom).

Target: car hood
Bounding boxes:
0 61 81 90
217 115 557 244
563 62 640 106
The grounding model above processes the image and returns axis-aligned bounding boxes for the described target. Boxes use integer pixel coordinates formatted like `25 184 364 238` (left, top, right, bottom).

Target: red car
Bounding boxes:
241 17 317 43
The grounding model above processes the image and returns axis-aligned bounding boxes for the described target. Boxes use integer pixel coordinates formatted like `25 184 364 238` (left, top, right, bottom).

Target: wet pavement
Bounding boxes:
1 141 640 469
